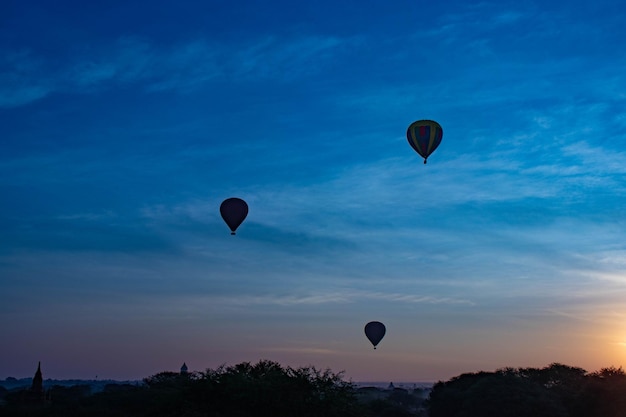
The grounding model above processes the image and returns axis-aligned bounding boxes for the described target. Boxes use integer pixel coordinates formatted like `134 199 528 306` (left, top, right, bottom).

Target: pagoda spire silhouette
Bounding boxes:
31 361 43 394
17 361 47 405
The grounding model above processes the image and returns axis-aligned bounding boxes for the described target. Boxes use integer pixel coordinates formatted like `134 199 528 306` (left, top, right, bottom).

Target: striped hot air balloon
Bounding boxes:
406 120 443 164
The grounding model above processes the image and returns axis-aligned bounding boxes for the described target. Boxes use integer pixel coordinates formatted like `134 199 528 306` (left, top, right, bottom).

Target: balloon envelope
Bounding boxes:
406 120 443 164
364 321 386 349
220 198 248 235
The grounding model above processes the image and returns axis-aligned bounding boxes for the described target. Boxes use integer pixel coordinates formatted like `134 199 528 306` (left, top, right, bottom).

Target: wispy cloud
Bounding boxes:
422 4 536 45
193 290 474 308
54 211 117 221
0 34 354 108
233 35 349 81
265 347 338 356
0 50 53 107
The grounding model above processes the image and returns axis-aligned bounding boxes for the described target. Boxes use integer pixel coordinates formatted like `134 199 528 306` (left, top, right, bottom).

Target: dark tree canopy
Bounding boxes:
427 363 626 417
6 361 626 416
1 360 368 417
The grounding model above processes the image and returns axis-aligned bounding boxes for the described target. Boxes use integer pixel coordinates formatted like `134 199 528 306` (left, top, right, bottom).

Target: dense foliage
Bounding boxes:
1 360 418 416
427 363 626 417
8 361 626 416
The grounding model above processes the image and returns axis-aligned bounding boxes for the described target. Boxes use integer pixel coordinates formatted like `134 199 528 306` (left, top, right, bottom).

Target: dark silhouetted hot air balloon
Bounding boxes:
220 198 248 235
364 321 386 349
407 120 443 164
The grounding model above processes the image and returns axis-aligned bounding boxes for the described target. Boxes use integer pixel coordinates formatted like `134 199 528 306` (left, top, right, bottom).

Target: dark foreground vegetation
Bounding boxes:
428 363 626 417
4 361 626 416
0 360 425 416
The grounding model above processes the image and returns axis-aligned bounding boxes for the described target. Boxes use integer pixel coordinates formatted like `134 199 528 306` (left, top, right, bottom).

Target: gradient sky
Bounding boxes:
2 0 626 383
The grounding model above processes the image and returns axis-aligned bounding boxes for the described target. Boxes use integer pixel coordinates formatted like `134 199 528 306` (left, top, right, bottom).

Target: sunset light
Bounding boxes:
2 0 626 393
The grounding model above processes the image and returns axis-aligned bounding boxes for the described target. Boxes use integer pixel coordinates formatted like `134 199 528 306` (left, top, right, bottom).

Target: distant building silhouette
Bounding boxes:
16 362 48 406
388 382 395 389
31 361 43 394
180 362 188 375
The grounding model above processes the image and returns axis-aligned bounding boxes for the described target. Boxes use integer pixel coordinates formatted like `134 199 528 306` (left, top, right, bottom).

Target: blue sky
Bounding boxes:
2 0 626 382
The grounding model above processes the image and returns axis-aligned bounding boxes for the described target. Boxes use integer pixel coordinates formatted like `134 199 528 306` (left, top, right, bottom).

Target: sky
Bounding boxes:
2 0 626 383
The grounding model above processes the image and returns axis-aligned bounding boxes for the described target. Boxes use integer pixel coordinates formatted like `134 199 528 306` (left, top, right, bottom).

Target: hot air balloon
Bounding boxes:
220 198 248 235
364 321 386 349
406 120 443 164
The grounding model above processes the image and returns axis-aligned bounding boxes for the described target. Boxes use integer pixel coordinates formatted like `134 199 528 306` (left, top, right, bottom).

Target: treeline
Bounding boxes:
1 360 423 417
7 361 624 416
427 363 626 417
